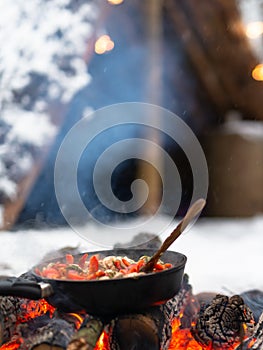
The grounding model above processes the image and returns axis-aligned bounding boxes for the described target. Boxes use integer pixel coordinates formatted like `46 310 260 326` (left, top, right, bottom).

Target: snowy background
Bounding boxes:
0 0 98 224
0 215 262 295
1 1 263 298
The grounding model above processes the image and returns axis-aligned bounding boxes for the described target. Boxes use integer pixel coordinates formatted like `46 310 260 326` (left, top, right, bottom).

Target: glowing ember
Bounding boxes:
92 313 254 350
0 339 22 350
167 317 251 350
168 318 203 350
17 299 55 323
68 313 86 330
0 294 256 350
252 63 263 81
95 35 115 55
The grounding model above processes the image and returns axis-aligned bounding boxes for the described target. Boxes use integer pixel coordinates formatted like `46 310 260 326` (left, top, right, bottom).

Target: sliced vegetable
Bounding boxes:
36 253 173 281
89 255 99 274
66 254 74 264
78 253 88 268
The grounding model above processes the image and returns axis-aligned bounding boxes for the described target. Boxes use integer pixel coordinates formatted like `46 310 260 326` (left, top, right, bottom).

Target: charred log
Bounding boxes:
110 314 159 350
0 270 47 344
0 295 20 345
191 294 255 349
108 274 196 350
239 311 263 350
67 316 104 350
20 317 75 350
0 272 74 349
241 290 263 324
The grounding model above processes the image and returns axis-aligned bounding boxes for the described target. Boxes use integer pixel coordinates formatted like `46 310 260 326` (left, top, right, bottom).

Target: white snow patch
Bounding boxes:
0 0 97 202
0 178 17 200
0 216 262 295
3 109 56 147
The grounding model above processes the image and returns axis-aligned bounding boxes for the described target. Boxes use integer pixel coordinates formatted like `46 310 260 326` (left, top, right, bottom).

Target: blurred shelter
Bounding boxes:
0 0 263 230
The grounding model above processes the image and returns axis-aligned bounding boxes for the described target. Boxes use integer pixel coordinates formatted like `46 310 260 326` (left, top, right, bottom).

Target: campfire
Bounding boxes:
0 272 260 350
0 230 260 350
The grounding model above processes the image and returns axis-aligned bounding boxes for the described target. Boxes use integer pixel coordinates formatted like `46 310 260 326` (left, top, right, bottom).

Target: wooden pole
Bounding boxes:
138 0 164 215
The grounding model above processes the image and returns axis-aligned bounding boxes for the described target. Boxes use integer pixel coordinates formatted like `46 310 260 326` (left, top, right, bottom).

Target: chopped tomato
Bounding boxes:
95 270 106 278
114 260 121 270
45 273 61 279
86 273 97 280
154 263 165 271
164 263 172 269
125 264 137 274
38 252 173 281
136 259 145 272
42 268 61 279
78 253 88 268
67 270 85 280
122 258 130 267
66 254 74 264
89 255 99 273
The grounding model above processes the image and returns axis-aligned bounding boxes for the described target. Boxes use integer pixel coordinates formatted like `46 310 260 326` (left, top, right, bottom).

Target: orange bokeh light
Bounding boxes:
107 0 124 5
95 35 115 55
252 63 263 81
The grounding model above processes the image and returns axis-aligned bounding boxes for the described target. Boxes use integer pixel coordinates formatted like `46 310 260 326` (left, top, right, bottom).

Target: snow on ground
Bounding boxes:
0 215 262 295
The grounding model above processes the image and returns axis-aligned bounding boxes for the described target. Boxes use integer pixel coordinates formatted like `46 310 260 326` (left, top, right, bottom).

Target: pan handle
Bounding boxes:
0 277 53 300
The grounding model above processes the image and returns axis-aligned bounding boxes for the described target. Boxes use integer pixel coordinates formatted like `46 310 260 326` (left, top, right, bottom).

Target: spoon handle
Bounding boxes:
142 198 206 273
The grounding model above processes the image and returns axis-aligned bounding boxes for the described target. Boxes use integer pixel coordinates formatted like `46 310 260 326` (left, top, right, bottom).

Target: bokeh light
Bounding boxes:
252 63 263 81
246 21 263 39
107 0 124 5
94 35 115 55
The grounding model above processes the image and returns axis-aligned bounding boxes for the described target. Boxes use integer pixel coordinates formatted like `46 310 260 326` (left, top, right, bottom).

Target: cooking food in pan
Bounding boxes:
0 249 186 315
35 253 173 281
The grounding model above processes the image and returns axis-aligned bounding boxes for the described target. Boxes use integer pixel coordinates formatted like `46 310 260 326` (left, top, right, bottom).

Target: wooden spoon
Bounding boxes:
141 198 206 273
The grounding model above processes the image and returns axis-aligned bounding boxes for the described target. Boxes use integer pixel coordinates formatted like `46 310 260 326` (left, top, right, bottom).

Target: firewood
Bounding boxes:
231 307 263 350
244 311 263 350
32 345 64 350
0 272 73 349
108 274 196 350
67 316 104 350
20 318 75 350
0 295 20 345
191 294 255 349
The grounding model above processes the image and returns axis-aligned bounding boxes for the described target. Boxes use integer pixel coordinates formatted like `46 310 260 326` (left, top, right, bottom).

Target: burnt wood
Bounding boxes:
0 295 20 345
67 316 104 350
2 265 263 350
66 274 194 350
20 318 75 350
191 294 255 349
108 274 194 350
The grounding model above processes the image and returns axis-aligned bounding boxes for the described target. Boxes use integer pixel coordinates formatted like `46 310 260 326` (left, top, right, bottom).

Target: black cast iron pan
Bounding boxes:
0 248 186 317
